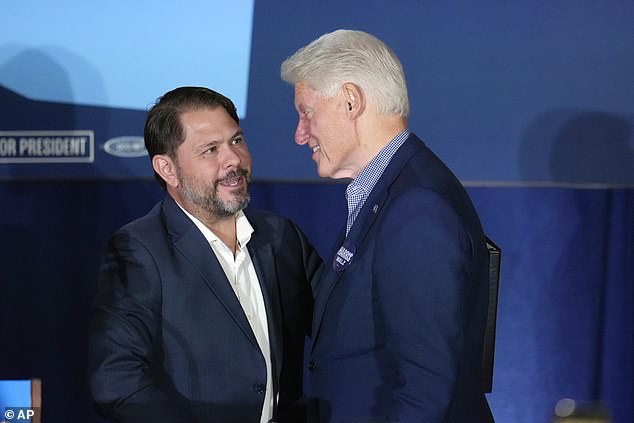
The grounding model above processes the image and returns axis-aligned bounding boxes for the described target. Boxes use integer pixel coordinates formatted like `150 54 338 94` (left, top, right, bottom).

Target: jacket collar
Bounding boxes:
160 197 283 378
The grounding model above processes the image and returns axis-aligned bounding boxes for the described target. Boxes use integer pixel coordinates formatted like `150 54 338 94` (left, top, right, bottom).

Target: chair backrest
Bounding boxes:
483 238 501 393
0 379 41 423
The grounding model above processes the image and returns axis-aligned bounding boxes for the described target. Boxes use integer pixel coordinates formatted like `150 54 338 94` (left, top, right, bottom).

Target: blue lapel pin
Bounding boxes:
332 241 356 272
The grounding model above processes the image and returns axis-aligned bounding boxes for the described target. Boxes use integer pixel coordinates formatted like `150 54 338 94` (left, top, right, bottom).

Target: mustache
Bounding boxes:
216 168 250 184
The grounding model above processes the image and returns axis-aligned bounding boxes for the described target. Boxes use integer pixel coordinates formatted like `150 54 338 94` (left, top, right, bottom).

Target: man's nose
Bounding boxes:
295 119 309 145
220 145 241 167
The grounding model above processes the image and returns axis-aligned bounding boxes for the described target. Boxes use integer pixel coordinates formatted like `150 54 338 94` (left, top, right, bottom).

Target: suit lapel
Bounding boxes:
247 234 283 383
311 230 345 340
161 196 259 349
310 189 389 344
311 135 425 346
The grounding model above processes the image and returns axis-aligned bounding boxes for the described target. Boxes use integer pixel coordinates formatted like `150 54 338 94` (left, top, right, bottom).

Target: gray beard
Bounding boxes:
180 170 251 219
205 187 250 218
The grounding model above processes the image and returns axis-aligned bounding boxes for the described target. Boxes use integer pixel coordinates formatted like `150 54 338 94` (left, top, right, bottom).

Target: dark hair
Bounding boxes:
144 86 240 188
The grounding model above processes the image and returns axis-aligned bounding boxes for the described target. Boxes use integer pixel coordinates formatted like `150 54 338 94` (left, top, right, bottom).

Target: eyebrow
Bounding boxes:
195 130 245 153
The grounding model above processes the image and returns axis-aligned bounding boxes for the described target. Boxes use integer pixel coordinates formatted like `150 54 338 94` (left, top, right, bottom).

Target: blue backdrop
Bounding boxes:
1 182 632 422
2 1 633 184
1 2 633 422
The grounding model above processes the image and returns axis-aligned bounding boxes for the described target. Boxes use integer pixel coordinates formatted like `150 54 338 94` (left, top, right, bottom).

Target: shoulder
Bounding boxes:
245 208 307 249
108 200 171 255
116 201 163 236
381 186 463 234
245 207 297 231
378 170 483 261
389 141 478 224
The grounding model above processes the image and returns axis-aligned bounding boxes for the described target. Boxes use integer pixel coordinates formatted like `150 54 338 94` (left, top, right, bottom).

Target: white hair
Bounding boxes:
281 29 410 117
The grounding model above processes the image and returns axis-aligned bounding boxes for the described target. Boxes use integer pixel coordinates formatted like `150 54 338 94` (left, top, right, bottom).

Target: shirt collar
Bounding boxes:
235 210 254 248
176 202 253 249
348 128 412 196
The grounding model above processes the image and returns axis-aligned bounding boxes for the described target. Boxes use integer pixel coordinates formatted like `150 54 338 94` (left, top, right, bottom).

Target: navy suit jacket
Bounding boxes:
305 134 494 422
89 195 321 422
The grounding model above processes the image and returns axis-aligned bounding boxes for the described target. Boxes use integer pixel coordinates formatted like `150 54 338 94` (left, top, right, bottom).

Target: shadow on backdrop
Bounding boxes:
515 109 634 423
0 44 108 109
519 110 634 185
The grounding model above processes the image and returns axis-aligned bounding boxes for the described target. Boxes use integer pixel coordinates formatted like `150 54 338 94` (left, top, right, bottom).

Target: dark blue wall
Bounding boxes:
2 1 633 184
1 182 632 422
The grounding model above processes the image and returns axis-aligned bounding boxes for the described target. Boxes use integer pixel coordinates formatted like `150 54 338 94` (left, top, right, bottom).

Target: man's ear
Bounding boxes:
152 154 179 188
342 82 365 118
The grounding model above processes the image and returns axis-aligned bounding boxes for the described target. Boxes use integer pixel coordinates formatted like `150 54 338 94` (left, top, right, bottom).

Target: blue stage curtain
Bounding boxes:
467 187 633 423
0 181 631 423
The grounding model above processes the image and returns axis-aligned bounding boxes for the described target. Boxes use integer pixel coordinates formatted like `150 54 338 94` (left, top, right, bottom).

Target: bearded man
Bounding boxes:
88 87 320 423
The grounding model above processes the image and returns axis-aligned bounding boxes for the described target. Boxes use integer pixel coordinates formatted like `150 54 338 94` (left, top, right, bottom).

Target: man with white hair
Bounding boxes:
281 30 495 422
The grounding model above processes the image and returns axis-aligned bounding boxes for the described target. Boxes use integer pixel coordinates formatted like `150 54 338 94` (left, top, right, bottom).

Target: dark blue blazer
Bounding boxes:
305 134 494 422
89 195 320 422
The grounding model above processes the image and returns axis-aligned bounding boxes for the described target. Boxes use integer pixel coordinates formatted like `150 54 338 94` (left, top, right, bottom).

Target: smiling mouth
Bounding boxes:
219 176 243 187
217 170 249 188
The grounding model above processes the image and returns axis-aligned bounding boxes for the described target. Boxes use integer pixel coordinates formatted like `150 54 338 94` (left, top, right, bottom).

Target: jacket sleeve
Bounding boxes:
88 231 199 422
373 188 472 422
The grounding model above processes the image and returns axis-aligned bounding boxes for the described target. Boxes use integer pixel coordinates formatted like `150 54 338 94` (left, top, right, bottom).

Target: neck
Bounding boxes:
171 193 239 254
206 216 238 254
350 114 408 178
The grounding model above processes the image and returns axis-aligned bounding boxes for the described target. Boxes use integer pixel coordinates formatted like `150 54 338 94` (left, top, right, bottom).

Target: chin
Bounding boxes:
315 164 330 178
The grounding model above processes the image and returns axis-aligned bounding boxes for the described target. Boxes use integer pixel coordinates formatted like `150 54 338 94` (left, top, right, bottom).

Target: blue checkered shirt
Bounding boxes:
345 128 412 236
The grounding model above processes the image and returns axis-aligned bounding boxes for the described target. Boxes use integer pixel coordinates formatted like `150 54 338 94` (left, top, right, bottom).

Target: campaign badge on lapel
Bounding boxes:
332 241 356 272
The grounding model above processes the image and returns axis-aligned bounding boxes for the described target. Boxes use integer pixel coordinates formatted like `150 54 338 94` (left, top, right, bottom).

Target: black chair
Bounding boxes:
483 238 501 393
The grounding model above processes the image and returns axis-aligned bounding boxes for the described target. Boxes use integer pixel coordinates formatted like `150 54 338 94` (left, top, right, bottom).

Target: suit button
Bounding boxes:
307 361 317 371
254 383 266 394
